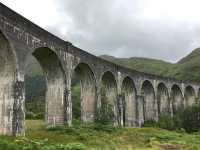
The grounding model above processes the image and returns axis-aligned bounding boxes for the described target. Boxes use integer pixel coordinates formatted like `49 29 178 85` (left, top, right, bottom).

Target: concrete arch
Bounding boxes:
139 79 154 94
171 84 184 115
100 70 117 83
141 80 157 121
72 63 96 123
101 71 118 124
185 86 196 107
32 47 66 125
121 76 137 126
0 30 18 135
157 83 171 116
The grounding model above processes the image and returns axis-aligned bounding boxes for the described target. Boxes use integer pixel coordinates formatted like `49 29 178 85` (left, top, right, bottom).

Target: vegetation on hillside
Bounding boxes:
101 48 200 82
100 55 173 76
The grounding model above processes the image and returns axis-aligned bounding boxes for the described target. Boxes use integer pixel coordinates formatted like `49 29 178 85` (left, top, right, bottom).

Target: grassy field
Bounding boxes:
1 120 200 150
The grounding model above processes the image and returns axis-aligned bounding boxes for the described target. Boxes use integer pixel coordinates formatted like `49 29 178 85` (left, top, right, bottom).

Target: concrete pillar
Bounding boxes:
12 80 25 136
154 97 159 122
80 79 96 123
137 95 144 127
117 94 124 126
64 78 72 126
169 98 173 117
95 83 101 120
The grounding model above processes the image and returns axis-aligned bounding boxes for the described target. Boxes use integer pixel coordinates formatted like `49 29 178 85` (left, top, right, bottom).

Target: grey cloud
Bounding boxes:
48 0 200 62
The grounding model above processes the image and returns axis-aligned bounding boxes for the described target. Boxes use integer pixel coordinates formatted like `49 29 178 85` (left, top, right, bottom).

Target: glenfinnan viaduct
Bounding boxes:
0 3 200 136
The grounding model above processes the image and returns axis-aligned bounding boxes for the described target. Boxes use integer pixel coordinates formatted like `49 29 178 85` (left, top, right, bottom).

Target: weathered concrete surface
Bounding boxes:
0 2 200 135
157 83 171 116
33 48 65 126
101 71 118 125
73 63 96 123
184 86 196 107
141 80 157 121
171 85 184 115
122 77 137 126
137 96 144 126
0 31 17 135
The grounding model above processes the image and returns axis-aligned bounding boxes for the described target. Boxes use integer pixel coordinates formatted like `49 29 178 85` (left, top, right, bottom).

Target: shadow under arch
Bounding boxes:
0 30 18 135
100 71 118 125
171 84 184 115
121 76 137 127
185 86 196 107
141 80 156 121
32 47 66 125
157 82 171 116
71 62 96 123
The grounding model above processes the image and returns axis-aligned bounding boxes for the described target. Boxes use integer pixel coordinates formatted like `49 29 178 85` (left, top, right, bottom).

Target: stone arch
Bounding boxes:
141 80 156 121
185 86 196 107
101 71 118 125
32 47 65 125
171 84 184 115
72 62 96 123
121 76 137 126
157 82 170 116
0 31 18 135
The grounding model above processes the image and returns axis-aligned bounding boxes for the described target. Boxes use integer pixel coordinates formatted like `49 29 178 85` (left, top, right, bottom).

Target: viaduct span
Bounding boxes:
0 3 199 135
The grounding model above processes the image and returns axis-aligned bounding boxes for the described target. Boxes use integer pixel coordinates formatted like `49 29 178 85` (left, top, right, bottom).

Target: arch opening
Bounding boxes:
157 83 170 116
141 80 156 121
100 71 117 125
0 31 16 135
25 56 46 122
121 77 137 127
71 63 96 123
27 47 66 125
171 85 184 115
185 86 196 107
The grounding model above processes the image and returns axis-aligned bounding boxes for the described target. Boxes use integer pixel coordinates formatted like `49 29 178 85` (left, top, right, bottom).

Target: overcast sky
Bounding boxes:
1 0 200 62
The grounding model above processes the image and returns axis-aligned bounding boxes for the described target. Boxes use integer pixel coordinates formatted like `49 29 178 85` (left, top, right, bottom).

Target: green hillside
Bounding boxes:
171 48 200 81
100 55 173 77
101 48 200 82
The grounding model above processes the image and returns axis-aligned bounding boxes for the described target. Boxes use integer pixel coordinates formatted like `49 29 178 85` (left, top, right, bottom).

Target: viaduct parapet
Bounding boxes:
0 3 199 135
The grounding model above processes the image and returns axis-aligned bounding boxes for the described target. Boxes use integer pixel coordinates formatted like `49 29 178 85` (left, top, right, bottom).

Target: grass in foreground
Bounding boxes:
1 120 200 150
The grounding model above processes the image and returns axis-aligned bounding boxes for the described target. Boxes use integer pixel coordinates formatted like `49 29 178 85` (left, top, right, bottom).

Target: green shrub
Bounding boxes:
181 105 200 133
0 140 19 150
157 114 175 130
143 114 181 131
26 111 37 120
0 139 85 150
95 98 115 125
143 120 158 128
143 105 200 133
93 123 117 133
26 111 43 120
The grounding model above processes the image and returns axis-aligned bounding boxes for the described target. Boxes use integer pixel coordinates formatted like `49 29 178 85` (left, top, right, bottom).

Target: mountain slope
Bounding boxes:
100 48 200 81
100 55 174 77
169 48 200 81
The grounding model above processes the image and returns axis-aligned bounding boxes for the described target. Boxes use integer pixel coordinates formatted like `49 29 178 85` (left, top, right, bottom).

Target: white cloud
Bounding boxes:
1 0 200 62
